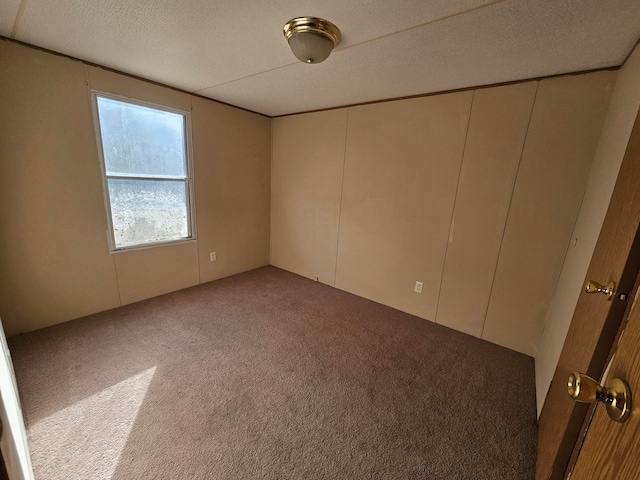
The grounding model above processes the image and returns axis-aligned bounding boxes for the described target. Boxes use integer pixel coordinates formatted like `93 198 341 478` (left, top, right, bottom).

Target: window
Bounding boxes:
92 93 195 250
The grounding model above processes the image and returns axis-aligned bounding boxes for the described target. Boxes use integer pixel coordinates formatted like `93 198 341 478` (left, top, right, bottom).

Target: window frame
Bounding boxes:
91 90 197 252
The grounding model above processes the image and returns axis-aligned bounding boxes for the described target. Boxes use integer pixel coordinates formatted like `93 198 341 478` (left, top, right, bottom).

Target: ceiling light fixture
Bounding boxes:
283 17 341 64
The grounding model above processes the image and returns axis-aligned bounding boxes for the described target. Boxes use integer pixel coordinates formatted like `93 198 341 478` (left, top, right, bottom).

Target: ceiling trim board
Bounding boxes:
0 36 270 119
0 36 623 120
331 0 507 55
272 66 620 118
194 61 297 94
193 0 508 94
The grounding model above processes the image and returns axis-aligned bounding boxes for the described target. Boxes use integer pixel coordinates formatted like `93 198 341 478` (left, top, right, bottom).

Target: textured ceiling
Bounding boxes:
2 0 640 116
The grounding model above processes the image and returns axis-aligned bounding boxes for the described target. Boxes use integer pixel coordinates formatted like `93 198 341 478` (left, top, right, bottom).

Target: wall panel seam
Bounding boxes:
83 63 123 307
269 118 274 265
434 91 475 324
479 81 540 339
190 95 203 286
333 109 350 288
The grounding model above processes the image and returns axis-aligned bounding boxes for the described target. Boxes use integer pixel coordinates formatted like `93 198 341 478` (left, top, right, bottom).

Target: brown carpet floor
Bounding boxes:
8 266 537 479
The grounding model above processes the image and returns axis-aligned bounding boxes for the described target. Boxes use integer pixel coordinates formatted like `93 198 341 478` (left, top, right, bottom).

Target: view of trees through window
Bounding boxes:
95 95 192 249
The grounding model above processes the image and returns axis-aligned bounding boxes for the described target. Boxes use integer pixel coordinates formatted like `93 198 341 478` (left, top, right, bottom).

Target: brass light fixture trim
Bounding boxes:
283 17 341 64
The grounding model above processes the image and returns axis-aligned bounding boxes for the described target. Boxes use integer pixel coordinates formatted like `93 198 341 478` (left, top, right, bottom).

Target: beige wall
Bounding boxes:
535 45 640 415
482 72 615 355
0 40 271 336
336 93 471 320
271 110 348 285
271 71 615 356
192 97 271 284
0 36 624 365
437 82 536 336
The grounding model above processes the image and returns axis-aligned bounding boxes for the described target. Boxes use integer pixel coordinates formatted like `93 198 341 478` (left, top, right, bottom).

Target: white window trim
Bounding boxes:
90 90 197 252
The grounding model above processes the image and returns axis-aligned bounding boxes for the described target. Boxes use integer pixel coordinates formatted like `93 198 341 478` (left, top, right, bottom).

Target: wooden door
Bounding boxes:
536 107 640 480
568 270 640 479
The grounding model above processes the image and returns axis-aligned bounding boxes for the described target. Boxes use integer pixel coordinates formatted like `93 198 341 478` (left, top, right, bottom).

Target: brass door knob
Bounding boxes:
568 372 632 423
585 280 616 300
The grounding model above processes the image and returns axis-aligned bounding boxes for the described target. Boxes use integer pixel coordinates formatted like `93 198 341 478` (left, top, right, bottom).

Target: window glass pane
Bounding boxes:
97 97 186 177
108 179 189 248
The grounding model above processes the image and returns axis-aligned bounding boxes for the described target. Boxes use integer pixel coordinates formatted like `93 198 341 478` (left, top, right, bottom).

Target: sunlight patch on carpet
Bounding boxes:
28 367 157 479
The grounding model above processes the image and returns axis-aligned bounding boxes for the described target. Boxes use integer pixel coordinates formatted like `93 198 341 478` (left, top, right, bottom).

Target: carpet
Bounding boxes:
8 266 537 479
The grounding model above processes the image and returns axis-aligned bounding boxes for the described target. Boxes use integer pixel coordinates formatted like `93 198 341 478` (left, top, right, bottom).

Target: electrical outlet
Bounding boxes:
210 252 217 262
414 281 423 294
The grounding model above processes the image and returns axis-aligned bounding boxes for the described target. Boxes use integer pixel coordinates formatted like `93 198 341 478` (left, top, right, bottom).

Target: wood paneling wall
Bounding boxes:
0 40 271 335
271 72 615 356
535 43 640 415
336 92 471 321
0 37 619 358
271 110 348 285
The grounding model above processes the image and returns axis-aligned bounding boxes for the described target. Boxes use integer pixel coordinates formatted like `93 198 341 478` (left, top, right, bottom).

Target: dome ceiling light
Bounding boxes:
283 17 341 64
